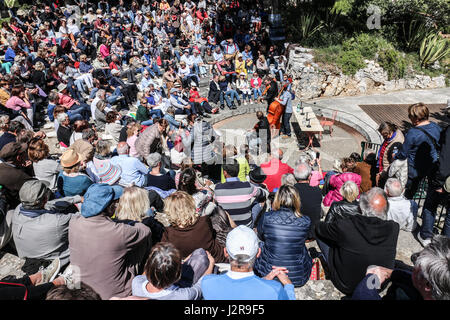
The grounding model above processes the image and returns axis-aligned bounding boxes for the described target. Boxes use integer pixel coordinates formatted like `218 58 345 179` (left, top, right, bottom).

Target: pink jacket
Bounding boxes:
251 77 262 89
323 172 361 207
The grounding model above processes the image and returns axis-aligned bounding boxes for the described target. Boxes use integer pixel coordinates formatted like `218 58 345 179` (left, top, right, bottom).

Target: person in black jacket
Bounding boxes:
324 180 361 224
252 111 271 154
208 74 221 106
56 113 73 148
419 107 450 244
293 162 322 239
352 235 450 300
315 187 400 296
263 76 278 112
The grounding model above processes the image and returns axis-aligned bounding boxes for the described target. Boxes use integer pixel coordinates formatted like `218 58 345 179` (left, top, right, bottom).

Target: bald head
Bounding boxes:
359 187 389 220
116 142 129 155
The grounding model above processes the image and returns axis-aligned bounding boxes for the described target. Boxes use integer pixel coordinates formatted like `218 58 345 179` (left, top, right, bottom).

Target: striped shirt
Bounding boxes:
214 177 261 227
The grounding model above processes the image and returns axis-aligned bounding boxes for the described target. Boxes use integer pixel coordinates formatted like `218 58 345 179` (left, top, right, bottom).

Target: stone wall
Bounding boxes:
286 45 447 100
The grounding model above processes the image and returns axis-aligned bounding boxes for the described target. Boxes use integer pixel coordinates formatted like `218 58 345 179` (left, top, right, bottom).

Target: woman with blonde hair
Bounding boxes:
254 185 312 287
115 187 151 222
324 181 361 223
161 191 226 262
256 55 269 76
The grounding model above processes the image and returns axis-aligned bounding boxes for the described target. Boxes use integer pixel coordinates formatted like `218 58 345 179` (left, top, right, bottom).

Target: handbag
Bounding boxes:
309 257 326 280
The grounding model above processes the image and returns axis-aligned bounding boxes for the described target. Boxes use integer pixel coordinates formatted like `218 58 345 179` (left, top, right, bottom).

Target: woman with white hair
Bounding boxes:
324 180 361 224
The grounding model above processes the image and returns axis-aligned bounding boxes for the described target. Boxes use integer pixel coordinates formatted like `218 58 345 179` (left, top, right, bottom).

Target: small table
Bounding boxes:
292 106 324 149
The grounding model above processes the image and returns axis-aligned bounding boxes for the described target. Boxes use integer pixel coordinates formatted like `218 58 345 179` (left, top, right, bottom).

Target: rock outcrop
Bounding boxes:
286 45 447 100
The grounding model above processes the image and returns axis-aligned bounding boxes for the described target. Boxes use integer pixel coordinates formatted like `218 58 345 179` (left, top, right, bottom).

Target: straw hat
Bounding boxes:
60 149 81 168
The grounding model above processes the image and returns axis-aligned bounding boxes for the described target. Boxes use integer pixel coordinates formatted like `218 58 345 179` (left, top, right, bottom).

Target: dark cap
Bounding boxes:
249 166 267 184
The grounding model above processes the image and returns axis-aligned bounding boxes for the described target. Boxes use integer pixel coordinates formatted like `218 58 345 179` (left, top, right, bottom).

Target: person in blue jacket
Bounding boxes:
395 103 442 200
254 185 312 287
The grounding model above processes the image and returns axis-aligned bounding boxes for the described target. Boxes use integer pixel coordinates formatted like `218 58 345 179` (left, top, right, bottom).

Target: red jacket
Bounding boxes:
260 159 294 192
189 88 208 104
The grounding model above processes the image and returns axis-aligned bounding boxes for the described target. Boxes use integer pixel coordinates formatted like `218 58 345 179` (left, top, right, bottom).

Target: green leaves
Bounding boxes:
289 13 325 43
419 33 450 68
378 48 407 80
402 20 430 52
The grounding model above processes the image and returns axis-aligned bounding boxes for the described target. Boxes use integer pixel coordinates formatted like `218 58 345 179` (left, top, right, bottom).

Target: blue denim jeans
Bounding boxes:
141 119 153 126
281 112 292 136
252 88 262 100
225 90 240 104
149 109 163 119
420 187 450 239
69 103 91 120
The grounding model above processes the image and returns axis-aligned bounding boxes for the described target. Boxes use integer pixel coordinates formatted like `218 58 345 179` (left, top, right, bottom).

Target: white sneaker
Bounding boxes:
417 233 432 247
244 101 247 105
59 264 79 289
38 258 61 285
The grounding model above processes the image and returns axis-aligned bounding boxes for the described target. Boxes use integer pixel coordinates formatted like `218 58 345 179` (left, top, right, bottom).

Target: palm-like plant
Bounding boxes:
419 32 450 68
402 19 430 52
288 13 324 42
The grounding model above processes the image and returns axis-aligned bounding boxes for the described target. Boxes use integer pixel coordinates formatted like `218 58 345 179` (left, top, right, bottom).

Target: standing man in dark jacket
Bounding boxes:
263 75 278 112
293 162 322 239
418 106 450 245
252 111 271 154
315 187 400 296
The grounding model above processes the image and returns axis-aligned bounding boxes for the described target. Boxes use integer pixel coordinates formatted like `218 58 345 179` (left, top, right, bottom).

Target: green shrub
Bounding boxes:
338 49 365 75
378 48 407 80
313 45 343 65
342 33 392 60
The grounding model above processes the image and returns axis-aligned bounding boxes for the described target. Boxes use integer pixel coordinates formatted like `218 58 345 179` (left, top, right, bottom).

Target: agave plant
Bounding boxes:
288 13 324 42
419 32 450 68
402 19 430 52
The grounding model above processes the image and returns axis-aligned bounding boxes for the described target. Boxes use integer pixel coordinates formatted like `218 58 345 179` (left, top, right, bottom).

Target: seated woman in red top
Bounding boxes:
189 83 218 116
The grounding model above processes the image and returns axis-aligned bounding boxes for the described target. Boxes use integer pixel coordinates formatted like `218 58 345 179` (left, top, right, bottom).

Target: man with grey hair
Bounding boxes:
144 152 175 191
384 178 418 232
352 235 450 300
109 142 150 188
293 162 322 239
201 225 295 300
314 187 399 295
56 113 72 148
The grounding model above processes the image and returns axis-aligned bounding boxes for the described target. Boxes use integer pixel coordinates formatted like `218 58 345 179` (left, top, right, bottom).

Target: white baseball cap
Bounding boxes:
226 225 259 261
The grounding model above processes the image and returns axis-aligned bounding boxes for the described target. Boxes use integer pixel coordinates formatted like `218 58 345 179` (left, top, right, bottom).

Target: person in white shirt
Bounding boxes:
236 73 251 105
90 89 112 121
213 46 224 64
178 61 199 88
180 50 195 70
384 178 418 232
67 18 80 36
192 50 206 78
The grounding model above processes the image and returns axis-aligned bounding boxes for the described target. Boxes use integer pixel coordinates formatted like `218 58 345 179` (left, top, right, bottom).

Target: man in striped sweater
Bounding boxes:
214 158 267 227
